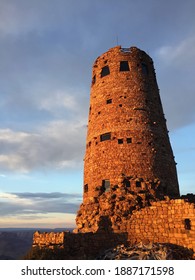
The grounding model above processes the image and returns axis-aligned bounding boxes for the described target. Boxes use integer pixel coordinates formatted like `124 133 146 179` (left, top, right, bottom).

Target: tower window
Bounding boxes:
125 180 130 188
100 132 111 142
92 75 96 85
136 181 141 188
102 179 110 192
106 99 112 104
118 139 123 144
127 138 132 143
184 219 191 230
84 184 88 193
120 61 130 72
141 63 148 75
101 65 110 77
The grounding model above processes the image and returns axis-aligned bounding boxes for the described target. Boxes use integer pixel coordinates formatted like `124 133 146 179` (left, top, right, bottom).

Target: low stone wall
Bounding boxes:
127 199 195 251
33 231 66 249
33 231 127 259
33 197 195 259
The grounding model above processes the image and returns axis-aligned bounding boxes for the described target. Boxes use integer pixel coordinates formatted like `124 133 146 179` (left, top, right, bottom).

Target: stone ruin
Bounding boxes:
32 46 195 259
75 177 161 234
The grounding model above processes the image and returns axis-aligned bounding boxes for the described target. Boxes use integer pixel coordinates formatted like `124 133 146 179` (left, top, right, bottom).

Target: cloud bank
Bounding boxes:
0 120 86 173
0 192 81 217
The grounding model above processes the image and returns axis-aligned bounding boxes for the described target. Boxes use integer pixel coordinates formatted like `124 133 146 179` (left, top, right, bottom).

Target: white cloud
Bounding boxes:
0 154 29 173
0 192 33 206
0 190 79 227
0 192 19 201
0 120 87 173
0 192 81 217
156 36 195 66
39 90 78 114
0 129 29 142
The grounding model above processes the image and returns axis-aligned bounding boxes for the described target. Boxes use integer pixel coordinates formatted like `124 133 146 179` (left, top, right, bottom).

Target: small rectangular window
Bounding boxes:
102 179 110 192
101 65 110 77
118 139 123 144
127 138 132 143
141 63 148 75
100 132 111 142
120 61 130 71
84 184 88 193
136 181 141 188
184 219 191 230
106 99 112 104
125 180 130 188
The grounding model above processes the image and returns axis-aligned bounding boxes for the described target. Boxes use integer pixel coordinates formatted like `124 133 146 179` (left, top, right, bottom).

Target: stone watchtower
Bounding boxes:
32 46 195 256
75 46 180 233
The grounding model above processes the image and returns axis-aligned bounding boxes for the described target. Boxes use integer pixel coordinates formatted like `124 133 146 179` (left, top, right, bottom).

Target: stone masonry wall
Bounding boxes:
127 199 195 250
75 181 160 233
33 196 195 258
33 231 66 249
33 231 127 259
84 46 179 203
75 181 195 253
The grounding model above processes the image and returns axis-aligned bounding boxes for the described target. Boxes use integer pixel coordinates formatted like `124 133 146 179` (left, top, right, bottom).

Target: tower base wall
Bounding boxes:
32 196 195 259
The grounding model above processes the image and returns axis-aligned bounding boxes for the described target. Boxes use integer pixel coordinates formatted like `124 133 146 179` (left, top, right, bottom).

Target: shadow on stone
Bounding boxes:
96 215 113 232
24 216 128 260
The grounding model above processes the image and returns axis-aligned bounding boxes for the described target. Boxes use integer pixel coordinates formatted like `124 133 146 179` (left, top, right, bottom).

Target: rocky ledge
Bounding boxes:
97 242 194 260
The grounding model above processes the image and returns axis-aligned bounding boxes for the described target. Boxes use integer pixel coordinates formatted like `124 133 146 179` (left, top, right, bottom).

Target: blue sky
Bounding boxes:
0 0 195 228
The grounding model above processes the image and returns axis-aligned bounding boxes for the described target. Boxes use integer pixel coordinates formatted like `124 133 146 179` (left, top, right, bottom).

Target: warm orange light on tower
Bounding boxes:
83 46 179 203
